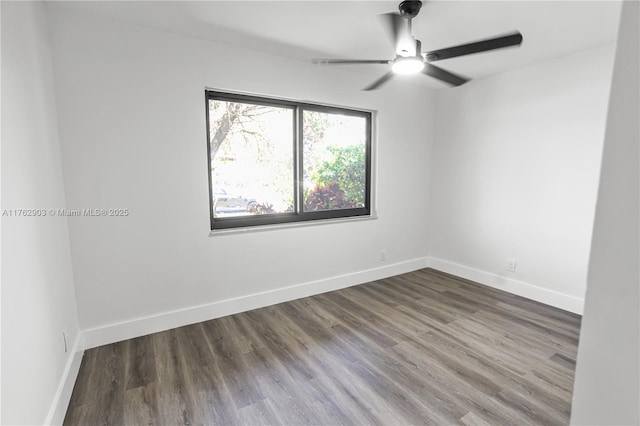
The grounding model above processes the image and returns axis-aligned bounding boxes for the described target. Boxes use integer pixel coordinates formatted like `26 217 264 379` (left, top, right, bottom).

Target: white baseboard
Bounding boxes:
45 337 84 425
427 257 584 314
81 257 430 350
80 256 583 350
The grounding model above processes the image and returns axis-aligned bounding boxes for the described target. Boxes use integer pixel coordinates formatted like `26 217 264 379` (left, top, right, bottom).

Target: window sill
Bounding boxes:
208 212 378 237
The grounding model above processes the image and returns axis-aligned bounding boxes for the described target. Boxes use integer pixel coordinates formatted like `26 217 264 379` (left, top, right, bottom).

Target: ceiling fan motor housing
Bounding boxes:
399 1 423 18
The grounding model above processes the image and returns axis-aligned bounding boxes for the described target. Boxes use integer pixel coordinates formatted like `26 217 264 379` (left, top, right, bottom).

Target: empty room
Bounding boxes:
1 0 638 425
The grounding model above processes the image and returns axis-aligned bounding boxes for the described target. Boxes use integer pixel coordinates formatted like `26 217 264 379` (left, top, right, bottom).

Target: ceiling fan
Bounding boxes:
312 0 523 90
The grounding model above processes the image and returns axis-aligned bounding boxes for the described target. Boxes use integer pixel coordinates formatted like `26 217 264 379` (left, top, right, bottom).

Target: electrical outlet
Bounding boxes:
507 258 517 272
380 249 387 262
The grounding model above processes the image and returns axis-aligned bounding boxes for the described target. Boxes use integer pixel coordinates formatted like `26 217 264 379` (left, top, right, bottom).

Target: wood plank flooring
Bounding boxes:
64 268 581 425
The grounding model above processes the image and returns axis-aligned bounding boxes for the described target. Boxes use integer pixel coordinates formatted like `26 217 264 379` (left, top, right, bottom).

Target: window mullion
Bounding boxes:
295 107 304 214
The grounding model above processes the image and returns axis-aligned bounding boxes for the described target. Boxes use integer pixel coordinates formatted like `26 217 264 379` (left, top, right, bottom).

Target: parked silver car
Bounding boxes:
212 189 257 214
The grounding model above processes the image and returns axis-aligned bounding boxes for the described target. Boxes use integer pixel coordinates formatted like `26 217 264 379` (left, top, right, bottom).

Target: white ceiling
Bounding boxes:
49 1 622 89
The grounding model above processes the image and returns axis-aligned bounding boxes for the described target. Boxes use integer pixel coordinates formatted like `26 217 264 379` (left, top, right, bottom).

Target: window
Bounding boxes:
205 90 372 230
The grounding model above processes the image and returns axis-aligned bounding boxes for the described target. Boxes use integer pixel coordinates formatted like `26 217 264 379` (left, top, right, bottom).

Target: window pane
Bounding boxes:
303 110 367 212
209 100 294 218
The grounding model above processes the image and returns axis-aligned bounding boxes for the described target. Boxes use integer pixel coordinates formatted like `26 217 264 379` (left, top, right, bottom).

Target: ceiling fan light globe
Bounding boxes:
392 57 425 74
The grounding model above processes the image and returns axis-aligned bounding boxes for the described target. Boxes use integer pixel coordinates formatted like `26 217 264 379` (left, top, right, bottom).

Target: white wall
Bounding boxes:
427 44 615 313
571 1 639 424
1 2 81 424
46 6 434 345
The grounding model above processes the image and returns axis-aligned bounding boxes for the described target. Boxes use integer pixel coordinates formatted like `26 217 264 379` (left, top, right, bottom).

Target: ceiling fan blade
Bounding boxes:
424 32 523 62
380 13 416 56
312 59 391 65
364 72 394 91
423 63 468 86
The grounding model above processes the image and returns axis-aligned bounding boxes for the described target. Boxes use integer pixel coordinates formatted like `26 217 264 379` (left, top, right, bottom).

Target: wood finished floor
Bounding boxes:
64 268 581 425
